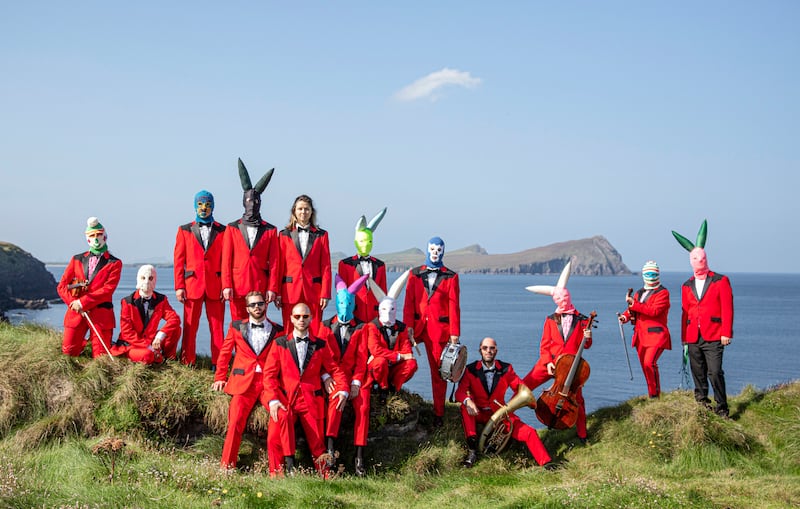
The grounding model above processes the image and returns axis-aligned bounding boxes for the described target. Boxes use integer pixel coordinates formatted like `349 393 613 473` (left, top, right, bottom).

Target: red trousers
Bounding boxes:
325 386 371 447
523 364 587 439
459 405 551 465
637 346 665 398
62 324 112 358
422 339 448 417
179 296 225 366
267 393 326 475
368 357 418 392
220 374 282 471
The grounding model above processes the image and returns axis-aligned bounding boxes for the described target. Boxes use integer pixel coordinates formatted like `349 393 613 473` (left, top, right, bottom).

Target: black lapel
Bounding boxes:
79 253 90 281
237 221 253 250
190 223 204 250
209 222 224 248
290 229 305 261
302 339 319 373
288 338 301 370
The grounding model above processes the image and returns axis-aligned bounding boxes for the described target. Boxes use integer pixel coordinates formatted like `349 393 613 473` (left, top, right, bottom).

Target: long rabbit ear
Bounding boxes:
238 158 253 191
335 273 347 292
367 276 387 302
556 261 571 289
695 219 708 249
348 274 369 294
672 230 695 252
388 269 411 300
253 168 275 194
366 207 387 232
355 215 367 233
526 285 555 296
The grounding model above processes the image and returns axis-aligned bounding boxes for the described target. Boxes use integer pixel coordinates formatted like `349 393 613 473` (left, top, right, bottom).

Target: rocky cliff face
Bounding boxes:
0 242 59 312
375 236 631 275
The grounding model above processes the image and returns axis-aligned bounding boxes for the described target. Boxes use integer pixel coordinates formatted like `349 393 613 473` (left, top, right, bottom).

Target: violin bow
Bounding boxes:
616 288 634 380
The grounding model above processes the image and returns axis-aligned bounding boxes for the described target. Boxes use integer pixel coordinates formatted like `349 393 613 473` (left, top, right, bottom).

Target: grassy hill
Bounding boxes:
1 323 798 508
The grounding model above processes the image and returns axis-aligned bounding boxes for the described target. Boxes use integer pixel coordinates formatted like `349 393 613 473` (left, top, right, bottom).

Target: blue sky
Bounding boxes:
2 2 798 273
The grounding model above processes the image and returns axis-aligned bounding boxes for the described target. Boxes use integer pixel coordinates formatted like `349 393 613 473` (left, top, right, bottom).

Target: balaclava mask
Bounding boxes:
136 264 157 298
426 237 445 268
642 260 661 289
195 190 214 224
85 217 108 255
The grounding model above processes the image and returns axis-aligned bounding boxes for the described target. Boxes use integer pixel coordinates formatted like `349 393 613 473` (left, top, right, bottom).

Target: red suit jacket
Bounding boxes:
681 272 734 344
215 318 281 395
621 286 672 351
173 221 226 299
263 334 348 422
317 317 368 387
57 251 122 330
116 291 181 349
455 360 524 412
365 319 414 365
222 220 280 298
534 312 593 372
403 265 461 343
337 256 387 323
278 227 332 304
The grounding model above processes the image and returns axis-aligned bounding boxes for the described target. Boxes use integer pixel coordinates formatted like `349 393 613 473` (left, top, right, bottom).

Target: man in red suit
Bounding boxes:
173 190 227 368
337 208 387 323
264 303 348 477
456 337 551 468
112 265 181 364
673 221 734 417
366 294 418 402
57 217 122 358
212 291 282 471
618 260 672 398
403 237 460 426
317 274 370 475
222 159 280 322
523 286 592 443
277 195 332 330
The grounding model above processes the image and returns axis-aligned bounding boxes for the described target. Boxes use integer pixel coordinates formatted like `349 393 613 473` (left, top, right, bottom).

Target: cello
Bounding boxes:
535 311 596 430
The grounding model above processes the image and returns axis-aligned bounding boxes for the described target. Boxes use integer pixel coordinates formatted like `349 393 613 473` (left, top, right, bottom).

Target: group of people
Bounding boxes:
54 162 734 476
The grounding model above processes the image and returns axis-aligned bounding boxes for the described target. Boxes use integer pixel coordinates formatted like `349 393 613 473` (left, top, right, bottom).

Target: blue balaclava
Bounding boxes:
426 236 445 268
195 190 214 224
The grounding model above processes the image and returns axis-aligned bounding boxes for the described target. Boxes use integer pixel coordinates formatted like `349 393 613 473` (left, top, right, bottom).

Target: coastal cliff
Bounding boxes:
343 236 631 275
0 242 59 314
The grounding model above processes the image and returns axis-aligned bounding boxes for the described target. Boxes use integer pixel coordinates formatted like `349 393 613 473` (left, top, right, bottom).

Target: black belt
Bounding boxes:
97 302 113 310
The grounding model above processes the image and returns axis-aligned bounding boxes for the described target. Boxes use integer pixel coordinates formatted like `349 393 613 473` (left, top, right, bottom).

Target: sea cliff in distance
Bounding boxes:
334 235 631 275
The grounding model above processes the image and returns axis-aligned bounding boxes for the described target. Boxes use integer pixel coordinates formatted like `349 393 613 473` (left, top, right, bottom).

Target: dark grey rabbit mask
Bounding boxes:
238 158 274 226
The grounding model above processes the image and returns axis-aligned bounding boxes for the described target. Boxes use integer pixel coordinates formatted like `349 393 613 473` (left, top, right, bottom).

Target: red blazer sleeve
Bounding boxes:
173 227 188 292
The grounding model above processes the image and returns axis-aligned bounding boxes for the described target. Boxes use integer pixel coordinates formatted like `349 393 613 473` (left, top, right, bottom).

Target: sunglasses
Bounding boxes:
292 314 310 320
247 301 266 308
481 346 496 351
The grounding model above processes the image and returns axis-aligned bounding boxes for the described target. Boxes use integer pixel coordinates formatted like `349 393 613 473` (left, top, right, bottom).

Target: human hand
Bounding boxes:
222 288 232 301
465 399 478 416
324 377 335 394
269 401 286 422
211 380 226 392
349 383 360 400
547 362 556 376
176 289 186 303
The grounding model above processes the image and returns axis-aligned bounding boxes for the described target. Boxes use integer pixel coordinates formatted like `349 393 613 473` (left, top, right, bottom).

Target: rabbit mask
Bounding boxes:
335 273 369 323
426 237 445 268
195 190 214 225
369 270 411 326
237 158 274 227
354 207 387 257
526 261 575 314
672 220 710 279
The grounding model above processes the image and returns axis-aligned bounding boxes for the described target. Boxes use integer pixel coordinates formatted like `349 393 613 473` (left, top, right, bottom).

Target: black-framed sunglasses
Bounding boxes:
247 301 266 308
292 314 310 319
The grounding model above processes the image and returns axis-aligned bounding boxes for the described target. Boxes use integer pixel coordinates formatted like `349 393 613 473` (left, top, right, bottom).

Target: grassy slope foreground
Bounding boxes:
0 323 798 509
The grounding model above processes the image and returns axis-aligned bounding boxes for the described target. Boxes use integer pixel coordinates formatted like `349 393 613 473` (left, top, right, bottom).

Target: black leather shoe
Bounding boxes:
462 449 478 468
354 457 366 477
433 415 444 427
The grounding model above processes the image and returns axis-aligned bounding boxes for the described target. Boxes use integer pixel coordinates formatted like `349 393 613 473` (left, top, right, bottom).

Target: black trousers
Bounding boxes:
687 337 728 415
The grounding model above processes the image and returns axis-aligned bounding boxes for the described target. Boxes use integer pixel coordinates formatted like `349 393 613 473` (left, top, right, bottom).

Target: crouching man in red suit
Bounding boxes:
211 291 282 471
265 303 348 477
57 217 122 358
457 337 551 468
112 265 181 364
366 284 418 404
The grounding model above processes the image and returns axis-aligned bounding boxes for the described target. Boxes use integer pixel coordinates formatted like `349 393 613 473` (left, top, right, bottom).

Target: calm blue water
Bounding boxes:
9 268 799 427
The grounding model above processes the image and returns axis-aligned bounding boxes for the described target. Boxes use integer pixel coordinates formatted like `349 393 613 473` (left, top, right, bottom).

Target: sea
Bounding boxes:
8 267 799 429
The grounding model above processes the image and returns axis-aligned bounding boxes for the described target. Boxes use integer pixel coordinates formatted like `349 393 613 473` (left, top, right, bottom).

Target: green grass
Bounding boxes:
1 322 799 508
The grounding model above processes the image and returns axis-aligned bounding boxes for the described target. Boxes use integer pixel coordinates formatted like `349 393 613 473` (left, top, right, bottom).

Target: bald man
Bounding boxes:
455 337 551 468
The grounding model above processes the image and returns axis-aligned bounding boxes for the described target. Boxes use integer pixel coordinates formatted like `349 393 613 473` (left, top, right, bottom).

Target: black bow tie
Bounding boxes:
250 323 264 329
484 367 496 373
295 336 308 343
297 226 309 232
198 222 211 228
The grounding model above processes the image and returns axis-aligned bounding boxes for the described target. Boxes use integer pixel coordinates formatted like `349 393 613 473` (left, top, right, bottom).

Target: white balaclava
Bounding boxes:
136 264 157 298
378 297 397 326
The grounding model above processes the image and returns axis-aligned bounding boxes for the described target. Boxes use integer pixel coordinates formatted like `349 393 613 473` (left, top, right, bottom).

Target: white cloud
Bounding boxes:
394 67 481 102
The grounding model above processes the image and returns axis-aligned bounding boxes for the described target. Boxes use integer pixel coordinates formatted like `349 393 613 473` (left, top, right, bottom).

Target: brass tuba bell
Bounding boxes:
478 384 536 454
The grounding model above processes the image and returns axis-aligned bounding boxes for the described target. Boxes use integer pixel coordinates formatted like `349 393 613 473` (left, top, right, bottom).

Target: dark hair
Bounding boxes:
286 194 318 229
